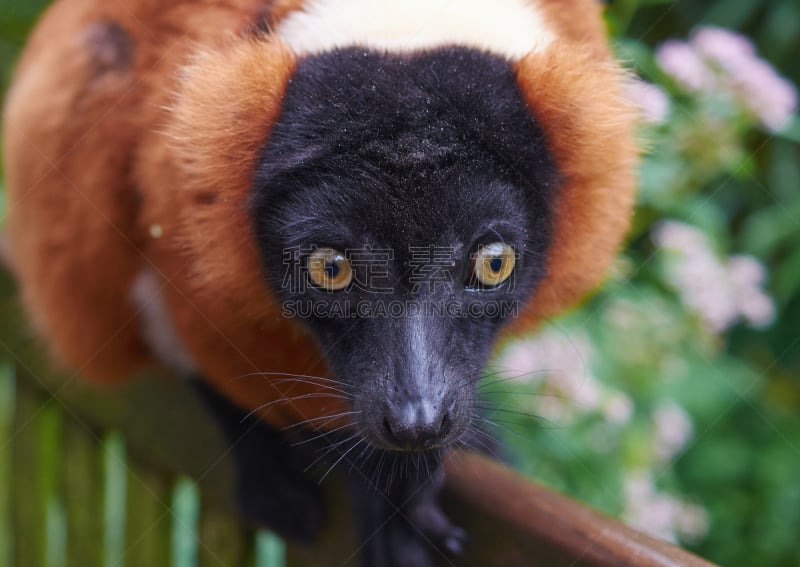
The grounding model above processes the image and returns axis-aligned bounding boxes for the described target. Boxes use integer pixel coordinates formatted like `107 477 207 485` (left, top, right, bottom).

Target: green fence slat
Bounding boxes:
125 460 171 566
198 505 254 567
10 373 77 567
0 363 16 567
171 478 200 567
255 531 286 567
12 379 54 567
39 393 65 567
103 432 128 567
46 498 67 567
63 417 104 567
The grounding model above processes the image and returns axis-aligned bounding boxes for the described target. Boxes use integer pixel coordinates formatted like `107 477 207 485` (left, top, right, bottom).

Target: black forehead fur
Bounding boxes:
251 46 559 293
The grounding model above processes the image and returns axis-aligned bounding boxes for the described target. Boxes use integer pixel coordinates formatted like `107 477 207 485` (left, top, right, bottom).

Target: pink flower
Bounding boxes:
499 330 607 424
730 256 775 327
728 57 798 132
656 40 715 92
626 79 671 124
622 471 710 543
652 221 707 251
738 292 776 328
657 26 798 132
691 27 755 69
652 221 776 333
602 392 634 425
728 255 766 288
653 403 693 462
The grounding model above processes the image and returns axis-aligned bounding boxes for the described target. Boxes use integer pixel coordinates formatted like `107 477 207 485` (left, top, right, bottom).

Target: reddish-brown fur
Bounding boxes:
3 0 636 428
511 2 638 329
138 36 348 427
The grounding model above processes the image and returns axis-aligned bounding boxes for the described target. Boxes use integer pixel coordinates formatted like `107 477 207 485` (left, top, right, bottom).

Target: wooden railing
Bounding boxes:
0 270 716 566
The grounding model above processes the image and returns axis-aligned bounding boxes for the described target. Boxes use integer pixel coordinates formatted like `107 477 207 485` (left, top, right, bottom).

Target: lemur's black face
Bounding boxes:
253 47 558 451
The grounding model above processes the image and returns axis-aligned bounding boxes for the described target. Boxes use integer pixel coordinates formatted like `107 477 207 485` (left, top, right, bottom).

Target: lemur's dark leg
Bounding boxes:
344 452 466 567
342 414 501 566
192 378 474 566
190 379 323 543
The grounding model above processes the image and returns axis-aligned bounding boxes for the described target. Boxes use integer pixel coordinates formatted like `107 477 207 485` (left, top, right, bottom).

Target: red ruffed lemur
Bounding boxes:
3 0 637 564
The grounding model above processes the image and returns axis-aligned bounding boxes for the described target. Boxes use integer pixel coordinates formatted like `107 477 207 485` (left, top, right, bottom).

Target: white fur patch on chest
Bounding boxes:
276 0 555 59
130 269 197 375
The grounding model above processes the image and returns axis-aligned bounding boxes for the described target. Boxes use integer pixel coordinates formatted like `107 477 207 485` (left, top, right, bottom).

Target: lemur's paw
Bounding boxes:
407 492 466 557
377 507 464 567
441 525 468 556
405 468 466 557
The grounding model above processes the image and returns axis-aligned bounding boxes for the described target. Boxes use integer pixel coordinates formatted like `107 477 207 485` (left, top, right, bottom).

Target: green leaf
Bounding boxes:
774 242 800 303
773 115 800 143
740 202 800 256
702 0 766 29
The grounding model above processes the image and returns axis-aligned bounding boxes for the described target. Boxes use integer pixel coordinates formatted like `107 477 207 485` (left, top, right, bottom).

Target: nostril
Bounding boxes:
383 416 398 443
440 411 451 437
380 406 453 450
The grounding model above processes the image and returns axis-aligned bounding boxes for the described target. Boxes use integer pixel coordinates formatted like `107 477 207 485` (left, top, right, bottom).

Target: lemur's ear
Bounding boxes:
509 42 638 332
146 37 296 322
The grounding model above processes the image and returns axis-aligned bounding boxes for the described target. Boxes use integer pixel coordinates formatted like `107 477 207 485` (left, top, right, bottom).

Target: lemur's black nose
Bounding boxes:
382 401 452 450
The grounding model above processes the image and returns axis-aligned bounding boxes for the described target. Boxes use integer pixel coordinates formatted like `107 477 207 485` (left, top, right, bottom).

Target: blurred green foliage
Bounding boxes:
1 1 798 566
491 2 800 567
0 0 49 92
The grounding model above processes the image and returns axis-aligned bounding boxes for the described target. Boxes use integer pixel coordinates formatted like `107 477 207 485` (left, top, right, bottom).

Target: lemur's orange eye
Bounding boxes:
471 243 516 288
308 248 353 291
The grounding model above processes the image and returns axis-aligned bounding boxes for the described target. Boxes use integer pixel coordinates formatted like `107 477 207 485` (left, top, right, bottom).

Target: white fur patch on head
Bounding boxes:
276 0 555 59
